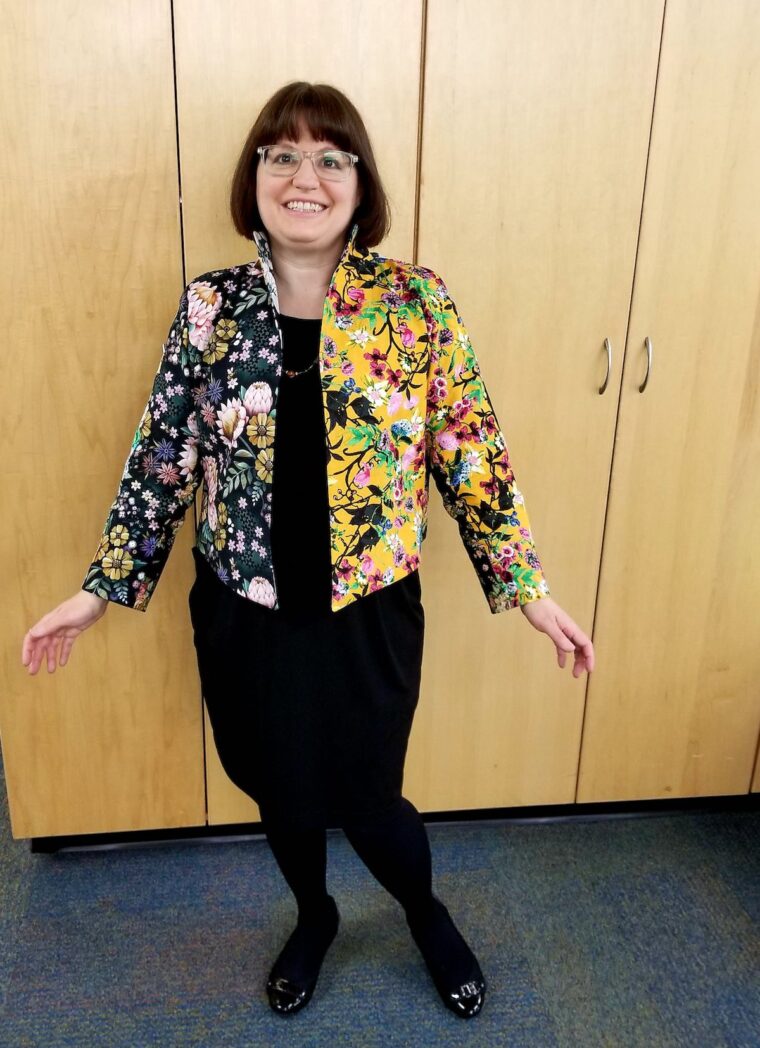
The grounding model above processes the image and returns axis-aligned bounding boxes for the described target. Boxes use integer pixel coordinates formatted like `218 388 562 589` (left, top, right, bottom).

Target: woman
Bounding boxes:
22 82 594 1019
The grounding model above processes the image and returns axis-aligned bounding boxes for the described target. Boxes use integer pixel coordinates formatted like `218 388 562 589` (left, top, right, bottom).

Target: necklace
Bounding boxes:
284 357 319 378
280 313 321 378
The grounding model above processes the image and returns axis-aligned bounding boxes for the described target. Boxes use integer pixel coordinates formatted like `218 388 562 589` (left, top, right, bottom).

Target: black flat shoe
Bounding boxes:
406 896 487 1019
265 972 317 1015
265 895 340 1016
436 975 486 1018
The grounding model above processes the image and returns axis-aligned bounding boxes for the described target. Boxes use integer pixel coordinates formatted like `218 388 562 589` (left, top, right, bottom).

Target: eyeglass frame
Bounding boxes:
256 144 360 180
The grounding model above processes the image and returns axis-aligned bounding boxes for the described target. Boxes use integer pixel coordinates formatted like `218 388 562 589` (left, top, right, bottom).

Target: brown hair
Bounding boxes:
230 81 391 248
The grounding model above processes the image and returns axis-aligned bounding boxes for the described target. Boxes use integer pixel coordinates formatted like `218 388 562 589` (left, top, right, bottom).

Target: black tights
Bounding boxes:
262 795 482 993
262 795 436 920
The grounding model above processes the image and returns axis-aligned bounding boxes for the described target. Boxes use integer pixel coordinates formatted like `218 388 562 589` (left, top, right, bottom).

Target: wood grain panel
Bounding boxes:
2 1 206 837
579 0 760 800
412 0 663 811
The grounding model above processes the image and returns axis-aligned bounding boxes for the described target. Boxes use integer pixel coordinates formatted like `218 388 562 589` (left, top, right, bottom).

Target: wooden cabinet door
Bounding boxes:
3 1 207 838
579 0 760 801
412 0 664 811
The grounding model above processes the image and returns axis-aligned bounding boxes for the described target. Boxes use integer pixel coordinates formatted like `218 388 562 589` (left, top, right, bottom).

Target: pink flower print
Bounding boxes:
155 462 180 485
428 375 448 405
202 456 218 530
402 440 423 472
397 322 416 349
177 439 198 479
360 554 374 574
389 390 419 416
451 396 473 421
216 398 247 447
187 281 222 353
436 429 460 452
336 560 353 582
346 286 365 311
354 463 372 487
245 576 276 608
243 381 273 417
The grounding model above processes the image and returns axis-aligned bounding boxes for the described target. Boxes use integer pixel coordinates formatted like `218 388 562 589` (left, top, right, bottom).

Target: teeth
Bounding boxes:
286 201 325 212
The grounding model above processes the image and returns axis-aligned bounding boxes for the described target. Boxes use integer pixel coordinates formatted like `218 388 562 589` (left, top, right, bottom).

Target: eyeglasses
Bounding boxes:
257 145 359 182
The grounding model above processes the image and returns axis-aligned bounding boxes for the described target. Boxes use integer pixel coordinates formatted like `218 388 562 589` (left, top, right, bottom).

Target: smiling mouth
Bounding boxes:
282 203 328 214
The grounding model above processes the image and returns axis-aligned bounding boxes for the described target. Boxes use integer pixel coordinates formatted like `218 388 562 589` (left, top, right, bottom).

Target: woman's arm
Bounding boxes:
419 268 594 676
421 268 551 612
80 284 206 612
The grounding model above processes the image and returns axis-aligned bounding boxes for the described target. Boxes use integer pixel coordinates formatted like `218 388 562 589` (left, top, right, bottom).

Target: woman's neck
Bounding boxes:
270 238 343 320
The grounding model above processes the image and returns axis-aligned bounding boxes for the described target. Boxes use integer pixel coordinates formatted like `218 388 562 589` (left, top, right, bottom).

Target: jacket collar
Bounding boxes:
253 221 361 314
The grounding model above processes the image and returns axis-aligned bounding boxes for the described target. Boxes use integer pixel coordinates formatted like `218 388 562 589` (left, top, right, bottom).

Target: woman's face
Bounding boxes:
256 119 362 254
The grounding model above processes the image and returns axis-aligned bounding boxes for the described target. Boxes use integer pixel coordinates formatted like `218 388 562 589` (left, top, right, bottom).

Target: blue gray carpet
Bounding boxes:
1 755 758 1046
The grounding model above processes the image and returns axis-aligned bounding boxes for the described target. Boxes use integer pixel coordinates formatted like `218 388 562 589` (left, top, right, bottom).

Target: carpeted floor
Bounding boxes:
1 754 758 1047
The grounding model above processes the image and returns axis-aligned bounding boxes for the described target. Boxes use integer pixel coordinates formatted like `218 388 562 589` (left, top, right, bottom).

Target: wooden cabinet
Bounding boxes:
2 0 207 839
578 0 760 800
413 0 760 811
3 0 759 839
412 0 664 811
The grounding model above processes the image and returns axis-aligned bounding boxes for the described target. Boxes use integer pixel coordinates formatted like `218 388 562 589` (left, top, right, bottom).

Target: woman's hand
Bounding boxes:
519 596 594 678
22 591 109 676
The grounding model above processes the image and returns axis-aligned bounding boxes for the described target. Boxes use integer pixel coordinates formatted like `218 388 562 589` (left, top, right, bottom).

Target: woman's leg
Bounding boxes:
341 796 485 1000
262 817 339 994
263 818 331 916
341 796 435 916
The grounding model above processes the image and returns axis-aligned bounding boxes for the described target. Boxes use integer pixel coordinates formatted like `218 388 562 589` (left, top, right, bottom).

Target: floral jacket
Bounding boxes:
81 222 551 614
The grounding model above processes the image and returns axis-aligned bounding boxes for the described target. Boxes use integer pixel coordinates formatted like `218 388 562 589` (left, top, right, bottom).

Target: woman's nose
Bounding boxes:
292 155 321 188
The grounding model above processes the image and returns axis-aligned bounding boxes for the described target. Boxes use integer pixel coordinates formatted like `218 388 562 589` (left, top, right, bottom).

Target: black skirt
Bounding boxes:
187 313 425 830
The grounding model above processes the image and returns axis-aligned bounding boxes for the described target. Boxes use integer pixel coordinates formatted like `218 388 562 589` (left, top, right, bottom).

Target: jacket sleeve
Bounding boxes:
81 283 204 612
422 269 551 613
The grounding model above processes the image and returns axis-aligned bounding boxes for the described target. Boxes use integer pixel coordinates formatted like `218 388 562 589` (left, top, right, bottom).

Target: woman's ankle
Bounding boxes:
297 893 338 925
404 893 440 925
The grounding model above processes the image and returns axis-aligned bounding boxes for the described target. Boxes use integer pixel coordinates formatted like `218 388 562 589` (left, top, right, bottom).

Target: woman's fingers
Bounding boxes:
59 634 75 668
554 620 594 676
47 635 62 673
21 631 32 667
37 635 54 676
23 626 66 675
22 594 101 675
45 635 59 674
521 598 595 678
25 637 43 676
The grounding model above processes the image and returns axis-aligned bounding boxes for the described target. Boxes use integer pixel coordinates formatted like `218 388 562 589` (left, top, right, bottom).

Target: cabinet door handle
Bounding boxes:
639 336 653 392
599 337 612 394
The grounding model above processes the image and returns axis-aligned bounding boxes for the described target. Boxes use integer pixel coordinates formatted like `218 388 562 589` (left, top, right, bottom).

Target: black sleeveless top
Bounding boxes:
270 312 422 617
269 314 334 615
